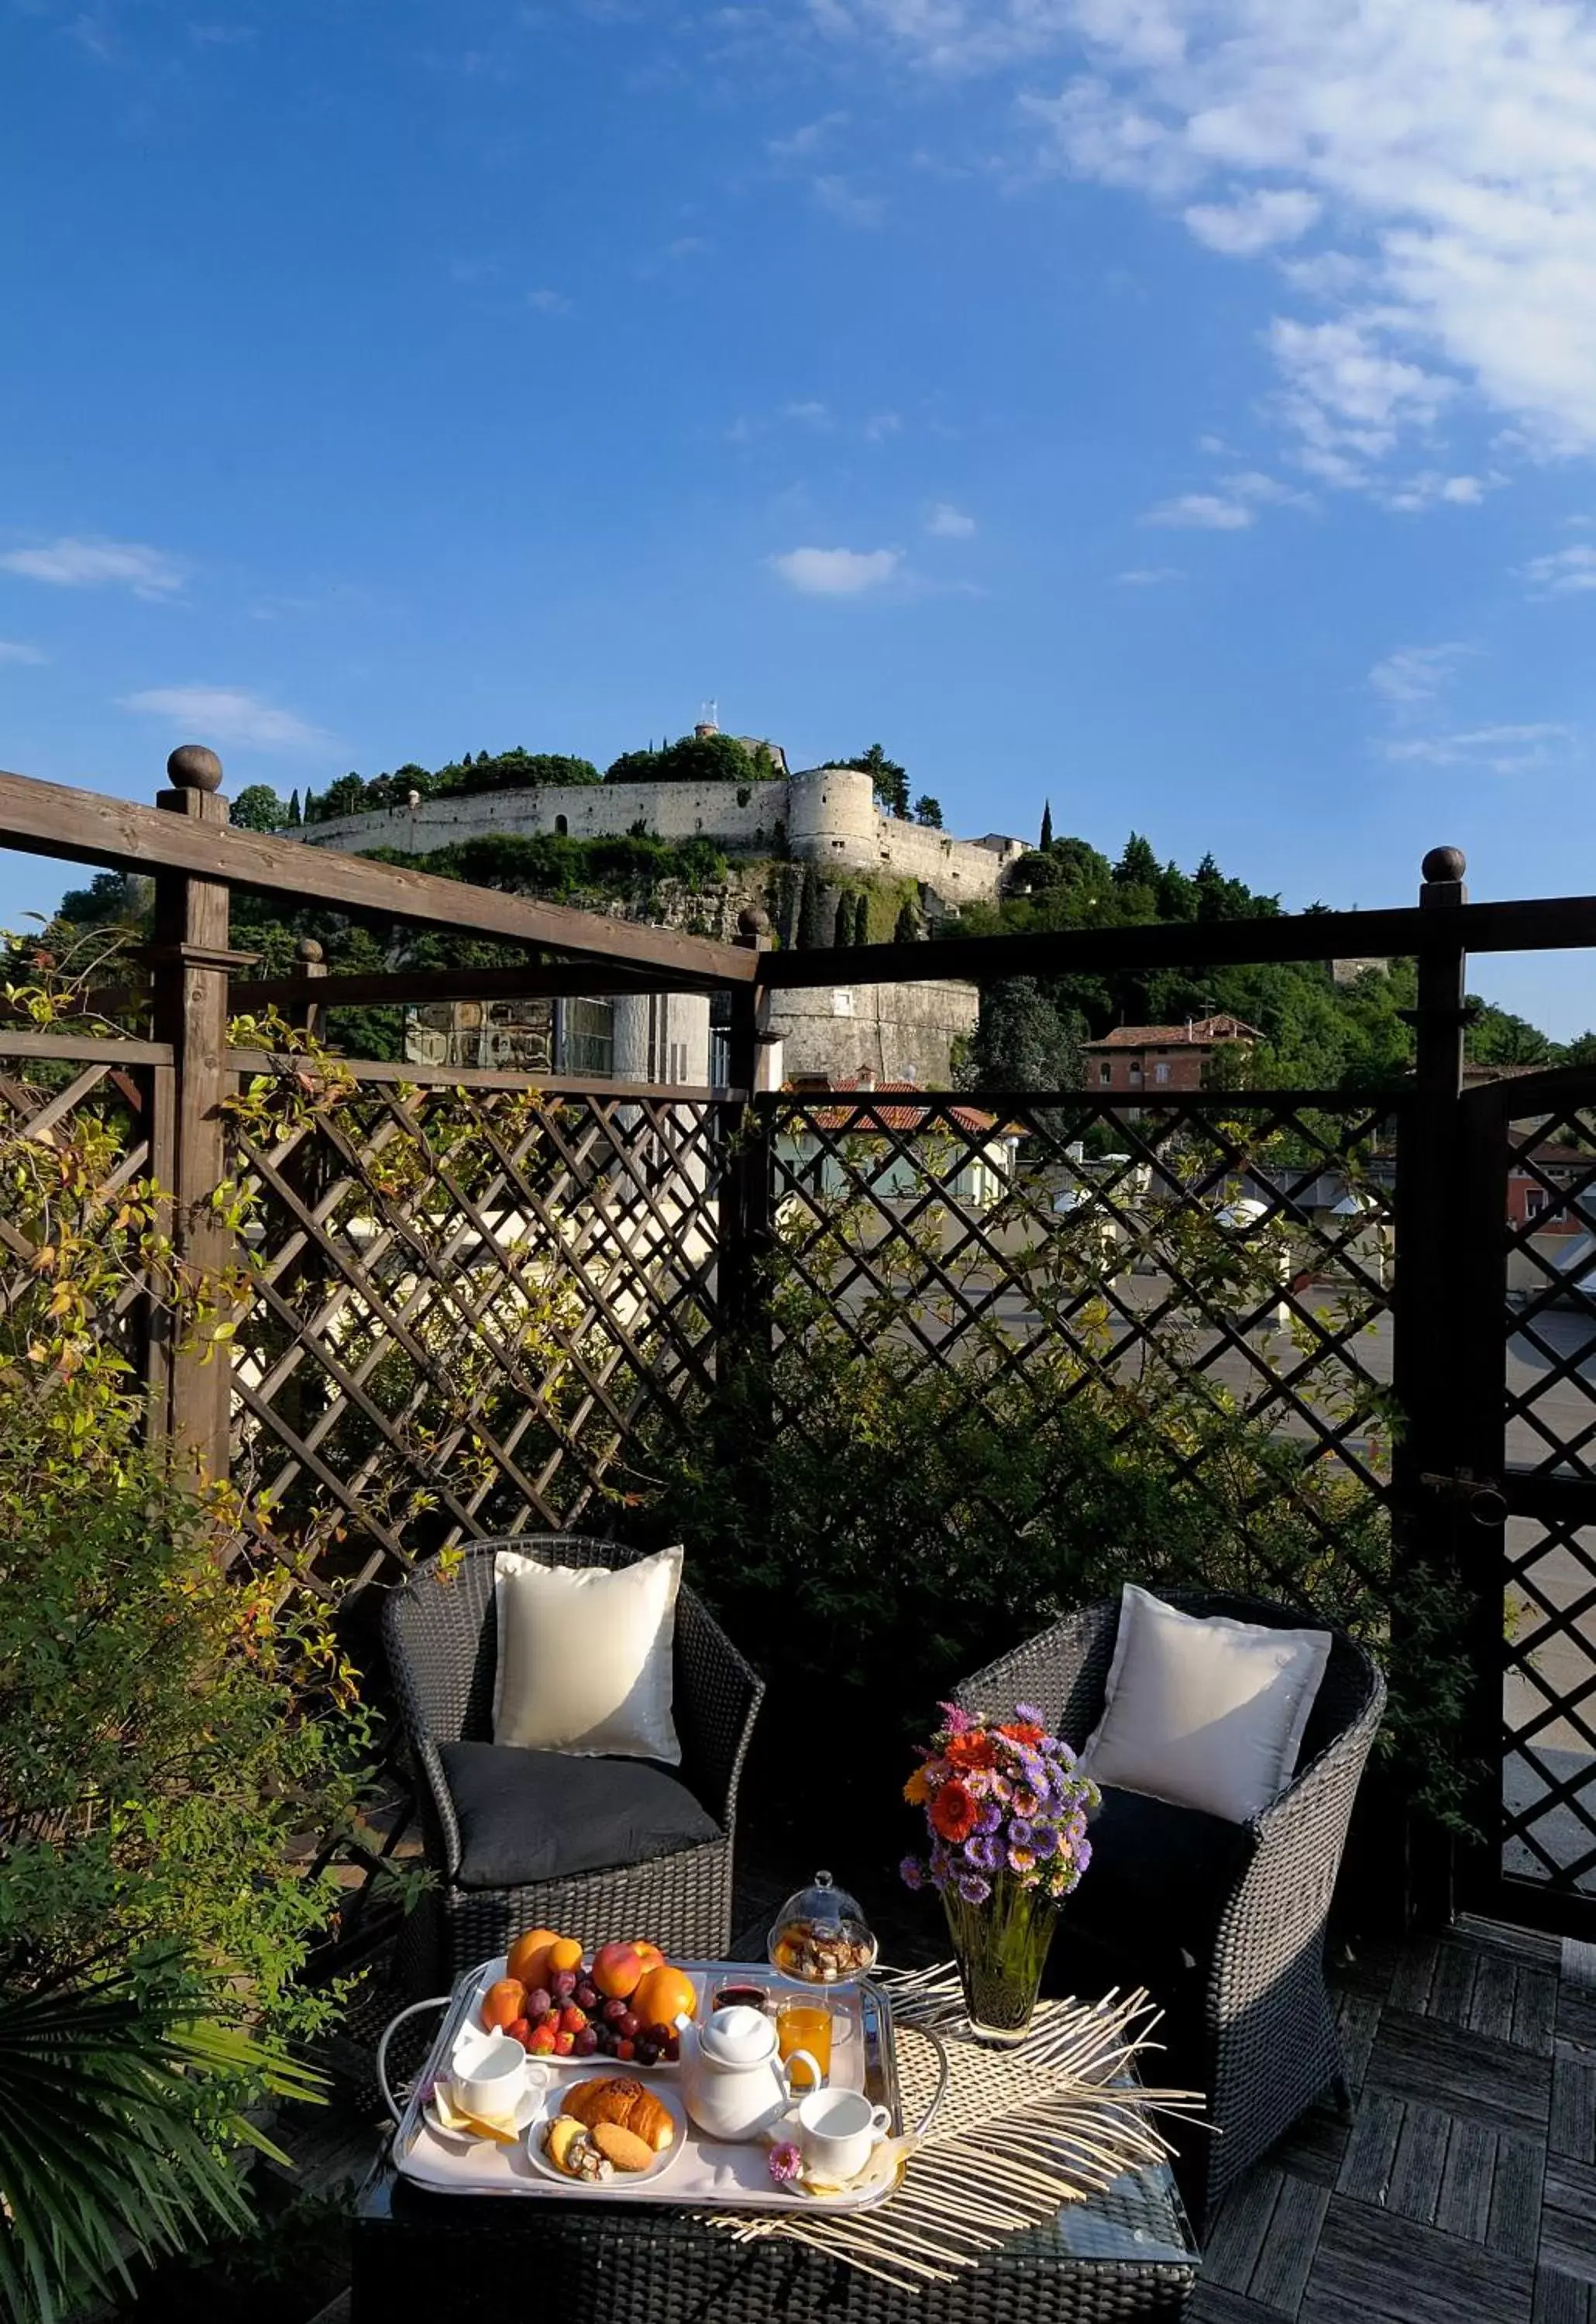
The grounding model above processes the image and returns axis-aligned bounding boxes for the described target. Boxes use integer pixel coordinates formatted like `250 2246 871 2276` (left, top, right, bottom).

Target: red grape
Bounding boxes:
573 2027 599 2057
616 2011 641 2040
603 1998 628 2026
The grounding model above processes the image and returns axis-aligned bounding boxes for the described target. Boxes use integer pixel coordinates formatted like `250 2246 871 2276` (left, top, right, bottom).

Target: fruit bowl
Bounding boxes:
767 1870 878 1985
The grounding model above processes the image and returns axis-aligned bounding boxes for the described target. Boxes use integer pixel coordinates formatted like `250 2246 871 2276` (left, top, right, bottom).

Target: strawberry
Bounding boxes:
553 2029 576 2056
558 2004 587 2035
614 2038 635 2061
528 2023 557 2054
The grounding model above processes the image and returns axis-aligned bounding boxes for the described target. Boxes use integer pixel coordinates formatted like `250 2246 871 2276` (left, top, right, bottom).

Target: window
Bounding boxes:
1127 1060 1143 1082
554 814 568 837
1098 1063 1112 1087
832 991 855 1017
1154 1061 1171 1085
559 997 614 1079
1524 1188 1550 1219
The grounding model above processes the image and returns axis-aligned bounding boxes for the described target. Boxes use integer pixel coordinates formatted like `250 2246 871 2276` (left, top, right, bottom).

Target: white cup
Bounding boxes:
456 2030 531 2122
795 2086 893 2184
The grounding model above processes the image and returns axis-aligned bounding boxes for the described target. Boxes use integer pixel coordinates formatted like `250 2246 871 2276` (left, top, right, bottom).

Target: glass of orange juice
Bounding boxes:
776 2001 834 2090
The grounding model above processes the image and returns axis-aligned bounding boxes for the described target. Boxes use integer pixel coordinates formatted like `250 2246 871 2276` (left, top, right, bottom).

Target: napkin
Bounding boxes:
428 2081 525 2144
799 2136 912 2199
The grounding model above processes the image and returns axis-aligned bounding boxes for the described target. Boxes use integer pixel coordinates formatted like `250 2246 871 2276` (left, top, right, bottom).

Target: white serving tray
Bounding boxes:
380 1958 916 2215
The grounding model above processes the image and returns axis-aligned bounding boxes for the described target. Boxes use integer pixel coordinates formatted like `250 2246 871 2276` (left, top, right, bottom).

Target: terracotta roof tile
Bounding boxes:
786 1075 1001 1137
1081 1015 1263 1051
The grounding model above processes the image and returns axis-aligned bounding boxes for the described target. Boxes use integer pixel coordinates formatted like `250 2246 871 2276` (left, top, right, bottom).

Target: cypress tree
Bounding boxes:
798 864 826 949
893 896 921 944
833 896 853 948
288 789 301 827
1040 799 1054 851
851 892 869 946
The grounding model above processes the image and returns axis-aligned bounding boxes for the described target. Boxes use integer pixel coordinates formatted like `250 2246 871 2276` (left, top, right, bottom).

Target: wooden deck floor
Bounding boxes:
1192 1918 1596 2324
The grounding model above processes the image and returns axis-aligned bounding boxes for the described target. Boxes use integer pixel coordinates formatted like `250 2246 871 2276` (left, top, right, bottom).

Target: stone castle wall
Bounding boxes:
771 978 980 1089
299 767 1023 904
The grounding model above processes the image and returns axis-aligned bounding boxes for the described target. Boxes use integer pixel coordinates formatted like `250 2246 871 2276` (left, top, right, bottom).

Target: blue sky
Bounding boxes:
3 0 1595 1033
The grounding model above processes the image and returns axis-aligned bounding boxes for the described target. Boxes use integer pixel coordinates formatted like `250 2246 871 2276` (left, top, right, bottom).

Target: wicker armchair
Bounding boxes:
955 1590 1385 2227
384 1536 764 1982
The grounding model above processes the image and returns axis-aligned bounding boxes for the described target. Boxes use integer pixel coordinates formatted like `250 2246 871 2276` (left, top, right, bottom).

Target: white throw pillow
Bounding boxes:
1080 1584 1331 1824
492 1545 683 1764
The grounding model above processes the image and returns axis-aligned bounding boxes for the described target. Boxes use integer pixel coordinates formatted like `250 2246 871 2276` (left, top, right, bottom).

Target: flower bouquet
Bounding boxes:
900 1701 1099 2045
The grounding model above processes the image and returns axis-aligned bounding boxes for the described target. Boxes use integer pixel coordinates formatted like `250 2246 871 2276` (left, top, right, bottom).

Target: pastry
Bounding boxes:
592 2121 655 2174
564 2074 676 2152
542 2114 613 2182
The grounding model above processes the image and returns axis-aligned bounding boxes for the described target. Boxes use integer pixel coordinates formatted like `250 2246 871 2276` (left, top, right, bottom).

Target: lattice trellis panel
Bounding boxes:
0 1047 163 1370
1498 1102 1596 1893
762 1090 1399 1612
1502 1512 1596 1894
227 1074 728 1596
1502 1105 1596 1480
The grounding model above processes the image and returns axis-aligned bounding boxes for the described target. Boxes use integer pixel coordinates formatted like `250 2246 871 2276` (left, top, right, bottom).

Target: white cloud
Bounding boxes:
784 399 833 425
862 410 903 440
813 174 884 227
119 685 332 751
1116 566 1184 583
769 110 848 159
1383 723 1572 774
1368 644 1474 706
527 287 572 315
926 500 976 537
843 0 1596 489
769 545 903 594
1142 491 1252 529
0 535 183 596
1521 543 1596 594
0 640 46 665
1185 187 1319 256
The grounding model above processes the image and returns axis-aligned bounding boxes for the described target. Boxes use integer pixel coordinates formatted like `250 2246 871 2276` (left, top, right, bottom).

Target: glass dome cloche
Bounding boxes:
768 1869 878 1984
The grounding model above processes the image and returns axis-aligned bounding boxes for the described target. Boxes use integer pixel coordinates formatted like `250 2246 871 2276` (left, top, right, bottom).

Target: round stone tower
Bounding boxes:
786 765 878 871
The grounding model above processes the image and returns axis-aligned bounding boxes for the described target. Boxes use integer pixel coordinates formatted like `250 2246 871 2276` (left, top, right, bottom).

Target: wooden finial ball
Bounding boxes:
1422 845 1467 882
167 744 225 792
296 937 325 963
738 905 772 937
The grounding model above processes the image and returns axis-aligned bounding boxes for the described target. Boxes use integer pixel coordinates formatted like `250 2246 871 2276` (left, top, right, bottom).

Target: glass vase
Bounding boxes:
943 1874 1058 2047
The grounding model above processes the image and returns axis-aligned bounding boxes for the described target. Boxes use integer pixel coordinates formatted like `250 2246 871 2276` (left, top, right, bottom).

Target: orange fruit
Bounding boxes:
481 1977 527 2032
630 1941 666 1973
592 1941 646 2000
546 1937 584 1975
506 1926 562 1985
635 1964 697 2027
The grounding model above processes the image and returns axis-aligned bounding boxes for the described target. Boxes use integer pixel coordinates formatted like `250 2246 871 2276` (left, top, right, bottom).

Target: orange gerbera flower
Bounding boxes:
903 1765 932 1806
944 1731 997 1772
929 1779 979 1844
999 1721 1045 1748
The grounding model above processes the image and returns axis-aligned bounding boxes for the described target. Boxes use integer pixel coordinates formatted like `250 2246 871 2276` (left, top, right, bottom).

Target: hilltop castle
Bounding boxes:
301 757 1027 913
297 736 1028 1088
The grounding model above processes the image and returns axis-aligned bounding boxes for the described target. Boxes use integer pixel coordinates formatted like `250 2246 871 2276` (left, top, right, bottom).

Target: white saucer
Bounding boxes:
423 2076 545 2144
525 2076 686 2188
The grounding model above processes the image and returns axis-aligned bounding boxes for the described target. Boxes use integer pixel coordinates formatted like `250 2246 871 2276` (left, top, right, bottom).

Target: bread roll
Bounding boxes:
565 2075 675 2152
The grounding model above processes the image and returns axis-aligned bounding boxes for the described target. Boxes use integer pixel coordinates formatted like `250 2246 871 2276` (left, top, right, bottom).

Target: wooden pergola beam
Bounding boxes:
227 961 725 1012
0 767 755 985
756 894 1596 988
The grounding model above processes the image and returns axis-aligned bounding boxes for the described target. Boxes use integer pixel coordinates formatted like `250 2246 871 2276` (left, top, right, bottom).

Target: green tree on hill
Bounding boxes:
604 731 755 786
913 795 944 829
229 786 286 832
1040 800 1053 851
798 864 827 949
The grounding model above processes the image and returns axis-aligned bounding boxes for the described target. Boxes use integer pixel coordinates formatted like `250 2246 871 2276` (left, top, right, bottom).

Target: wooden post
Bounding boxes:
291 935 328 1041
717 911 775 1490
1388 843 1473 1929
147 745 248 1480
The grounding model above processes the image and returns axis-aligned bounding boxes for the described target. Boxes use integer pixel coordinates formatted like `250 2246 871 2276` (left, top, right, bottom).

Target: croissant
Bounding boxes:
564 2075 676 2152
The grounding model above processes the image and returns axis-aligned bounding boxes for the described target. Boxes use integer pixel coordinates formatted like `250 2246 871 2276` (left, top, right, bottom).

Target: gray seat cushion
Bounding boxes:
1065 1783 1257 1981
439 1741 720 1890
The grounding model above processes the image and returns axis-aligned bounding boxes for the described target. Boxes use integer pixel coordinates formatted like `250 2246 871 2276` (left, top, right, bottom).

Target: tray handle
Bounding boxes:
376 1996 455 2126
900 2021 951 2145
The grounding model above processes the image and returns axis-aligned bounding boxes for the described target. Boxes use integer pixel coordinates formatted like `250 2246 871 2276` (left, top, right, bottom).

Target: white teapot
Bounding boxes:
676 2006 821 2144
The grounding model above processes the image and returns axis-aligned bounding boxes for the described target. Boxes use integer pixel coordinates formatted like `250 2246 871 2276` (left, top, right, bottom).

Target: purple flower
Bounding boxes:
964 1833 1000 1871
1065 1810 1088 1844
975 1802 1003 1836
1074 1836 1092 1874
958 1872 992 1905
1008 1817 1035 1848
1030 1824 1058 1859
1014 1702 1047 1727
899 1855 926 1891
1012 1788 1043 1820
769 2142 803 2186
938 1702 975 1735
1007 1843 1037 1875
